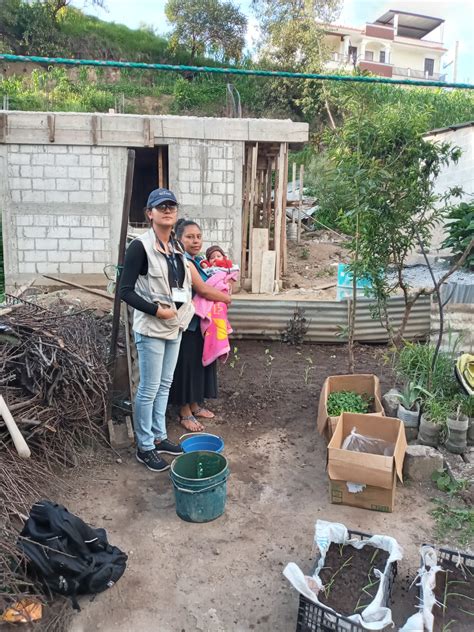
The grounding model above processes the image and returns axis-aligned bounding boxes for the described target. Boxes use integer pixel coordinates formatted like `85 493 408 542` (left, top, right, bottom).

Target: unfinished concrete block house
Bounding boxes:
0 111 308 289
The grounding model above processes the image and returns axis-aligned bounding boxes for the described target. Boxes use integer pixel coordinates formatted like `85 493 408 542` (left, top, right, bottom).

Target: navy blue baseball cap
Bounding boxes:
146 188 178 208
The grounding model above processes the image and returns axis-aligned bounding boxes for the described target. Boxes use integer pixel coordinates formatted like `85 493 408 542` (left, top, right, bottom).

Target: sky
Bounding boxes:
75 0 474 83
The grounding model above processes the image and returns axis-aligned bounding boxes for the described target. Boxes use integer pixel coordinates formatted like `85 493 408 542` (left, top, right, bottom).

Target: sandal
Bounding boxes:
179 415 205 432
191 406 215 419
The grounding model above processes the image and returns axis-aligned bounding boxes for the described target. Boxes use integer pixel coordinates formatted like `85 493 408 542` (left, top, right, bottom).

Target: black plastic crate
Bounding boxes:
418 545 474 610
295 530 398 632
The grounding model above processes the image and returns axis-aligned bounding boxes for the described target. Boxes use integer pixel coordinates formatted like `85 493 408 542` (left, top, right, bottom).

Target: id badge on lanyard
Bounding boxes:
172 287 190 303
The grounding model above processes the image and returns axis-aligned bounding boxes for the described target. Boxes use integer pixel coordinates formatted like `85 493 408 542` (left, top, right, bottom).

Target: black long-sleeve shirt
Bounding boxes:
119 240 185 315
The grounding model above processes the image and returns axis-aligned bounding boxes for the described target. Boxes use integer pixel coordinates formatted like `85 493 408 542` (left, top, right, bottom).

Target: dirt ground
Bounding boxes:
65 341 441 632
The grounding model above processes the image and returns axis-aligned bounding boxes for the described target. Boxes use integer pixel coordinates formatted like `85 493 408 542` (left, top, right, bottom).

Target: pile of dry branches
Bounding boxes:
0 300 111 460
0 299 112 628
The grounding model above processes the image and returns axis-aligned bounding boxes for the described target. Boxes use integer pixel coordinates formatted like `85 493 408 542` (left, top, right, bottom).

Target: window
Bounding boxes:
348 46 358 64
365 50 374 61
424 58 435 76
380 50 386 63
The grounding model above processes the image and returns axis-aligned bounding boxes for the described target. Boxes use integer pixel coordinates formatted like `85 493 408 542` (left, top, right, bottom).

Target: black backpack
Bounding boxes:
18 500 128 609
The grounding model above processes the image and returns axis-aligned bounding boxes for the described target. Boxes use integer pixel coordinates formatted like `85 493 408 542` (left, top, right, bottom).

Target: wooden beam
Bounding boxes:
157 146 165 187
247 143 258 278
241 144 253 278
297 164 304 244
251 228 269 293
280 143 289 278
274 145 285 281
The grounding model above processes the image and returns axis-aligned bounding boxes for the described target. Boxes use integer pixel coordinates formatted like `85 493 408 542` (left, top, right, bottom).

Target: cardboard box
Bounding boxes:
327 413 407 513
317 374 384 441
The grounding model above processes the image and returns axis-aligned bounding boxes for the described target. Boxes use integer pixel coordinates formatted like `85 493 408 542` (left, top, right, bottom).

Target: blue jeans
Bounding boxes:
133 332 182 451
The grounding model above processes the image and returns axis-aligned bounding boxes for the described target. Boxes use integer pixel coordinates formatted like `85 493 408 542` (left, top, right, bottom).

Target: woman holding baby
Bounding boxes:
169 219 234 432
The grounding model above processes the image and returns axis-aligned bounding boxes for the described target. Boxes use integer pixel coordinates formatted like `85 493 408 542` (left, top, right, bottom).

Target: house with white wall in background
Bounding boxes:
324 9 448 82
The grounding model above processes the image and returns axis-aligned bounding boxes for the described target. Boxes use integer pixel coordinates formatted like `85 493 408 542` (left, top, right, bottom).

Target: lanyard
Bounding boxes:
156 236 181 288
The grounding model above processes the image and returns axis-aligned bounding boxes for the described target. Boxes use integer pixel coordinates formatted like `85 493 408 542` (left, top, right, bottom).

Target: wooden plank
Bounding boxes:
251 228 269 293
273 144 285 282
260 251 277 294
247 143 258 279
241 144 253 279
281 143 289 277
298 164 304 244
157 146 165 187
292 161 296 194
265 158 273 228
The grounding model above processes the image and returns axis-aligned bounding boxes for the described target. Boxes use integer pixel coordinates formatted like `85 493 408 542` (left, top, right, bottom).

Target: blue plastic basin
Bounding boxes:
180 433 224 454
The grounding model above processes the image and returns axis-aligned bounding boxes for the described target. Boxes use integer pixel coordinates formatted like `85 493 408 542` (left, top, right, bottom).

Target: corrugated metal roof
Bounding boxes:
229 295 431 342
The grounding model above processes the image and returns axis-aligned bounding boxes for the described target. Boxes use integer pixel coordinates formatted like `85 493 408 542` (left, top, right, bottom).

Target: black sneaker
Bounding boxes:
154 438 183 456
136 449 170 472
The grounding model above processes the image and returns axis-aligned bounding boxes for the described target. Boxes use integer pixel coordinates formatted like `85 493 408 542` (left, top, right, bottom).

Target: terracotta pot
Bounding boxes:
445 414 469 454
417 414 440 448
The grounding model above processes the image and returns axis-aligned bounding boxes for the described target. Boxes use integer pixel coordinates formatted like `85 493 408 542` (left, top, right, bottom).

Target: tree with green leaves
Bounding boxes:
0 0 106 55
321 82 473 357
165 0 247 62
251 0 342 127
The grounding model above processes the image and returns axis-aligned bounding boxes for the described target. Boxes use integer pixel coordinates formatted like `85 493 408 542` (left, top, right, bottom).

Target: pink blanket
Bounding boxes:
193 271 239 367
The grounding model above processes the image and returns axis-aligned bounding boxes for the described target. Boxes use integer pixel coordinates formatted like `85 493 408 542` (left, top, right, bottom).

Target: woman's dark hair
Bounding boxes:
175 218 201 239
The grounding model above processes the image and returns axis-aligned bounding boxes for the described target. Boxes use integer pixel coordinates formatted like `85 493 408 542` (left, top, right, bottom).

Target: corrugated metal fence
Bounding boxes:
228 295 431 342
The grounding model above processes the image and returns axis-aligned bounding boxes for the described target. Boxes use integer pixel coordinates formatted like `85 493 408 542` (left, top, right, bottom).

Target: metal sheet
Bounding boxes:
229 295 431 342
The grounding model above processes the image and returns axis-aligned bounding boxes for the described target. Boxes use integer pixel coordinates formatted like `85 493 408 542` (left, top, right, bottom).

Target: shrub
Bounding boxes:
442 200 474 270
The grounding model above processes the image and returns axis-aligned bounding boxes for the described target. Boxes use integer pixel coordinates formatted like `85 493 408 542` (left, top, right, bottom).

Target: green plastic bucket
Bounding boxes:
170 451 229 523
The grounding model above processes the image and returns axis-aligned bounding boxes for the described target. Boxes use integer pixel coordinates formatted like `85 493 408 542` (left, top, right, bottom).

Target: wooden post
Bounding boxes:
280 143 289 277
274 144 285 284
292 161 296 194
241 144 253 279
157 146 165 187
297 164 304 244
248 143 258 280
265 158 273 228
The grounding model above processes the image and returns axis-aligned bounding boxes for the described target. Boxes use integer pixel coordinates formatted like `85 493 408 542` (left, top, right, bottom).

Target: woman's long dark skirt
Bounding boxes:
169 327 217 406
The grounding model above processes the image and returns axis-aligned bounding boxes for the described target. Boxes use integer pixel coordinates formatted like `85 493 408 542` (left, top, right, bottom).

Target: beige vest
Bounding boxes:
132 229 194 339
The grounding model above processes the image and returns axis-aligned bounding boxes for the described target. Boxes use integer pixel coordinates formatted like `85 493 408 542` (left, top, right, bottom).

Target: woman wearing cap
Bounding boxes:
169 220 232 432
119 189 231 472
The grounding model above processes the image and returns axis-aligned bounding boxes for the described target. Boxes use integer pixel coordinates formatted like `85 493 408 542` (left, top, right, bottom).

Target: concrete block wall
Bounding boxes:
1 144 127 284
169 139 243 260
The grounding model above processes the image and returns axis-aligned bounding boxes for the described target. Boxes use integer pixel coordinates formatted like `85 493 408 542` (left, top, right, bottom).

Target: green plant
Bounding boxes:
432 470 467 495
394 342 461 400
299 246 310 260
394 381 426 411
303 357 314 385
326 391 371 416
281 306 309 345
442 200 474 270
422 397 452 425
229 346 239 369
430 499 474 547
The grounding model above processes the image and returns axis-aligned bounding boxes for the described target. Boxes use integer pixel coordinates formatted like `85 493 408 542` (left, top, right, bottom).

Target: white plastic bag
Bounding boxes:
342 427 394 456
284 520 403 631
399 546 440 632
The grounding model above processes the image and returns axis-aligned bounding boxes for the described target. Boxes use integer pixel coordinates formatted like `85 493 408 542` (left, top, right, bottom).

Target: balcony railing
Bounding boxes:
330 51 392 65
392 66 446 81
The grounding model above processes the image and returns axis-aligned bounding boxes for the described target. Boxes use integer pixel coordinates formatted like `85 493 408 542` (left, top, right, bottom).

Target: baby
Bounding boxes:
200 245 239 274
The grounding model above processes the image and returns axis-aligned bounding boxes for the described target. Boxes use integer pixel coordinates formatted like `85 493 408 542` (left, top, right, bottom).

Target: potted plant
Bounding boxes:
418 398 451 448
394 382 423 441
445 399 469 455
